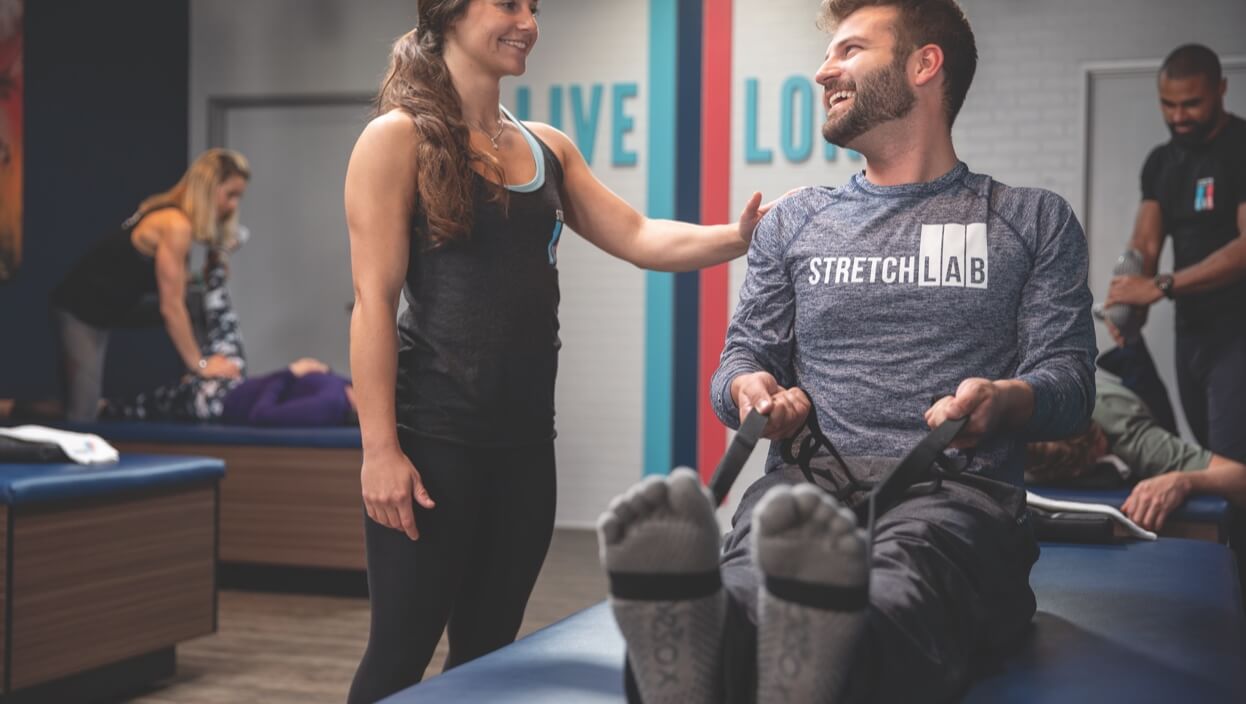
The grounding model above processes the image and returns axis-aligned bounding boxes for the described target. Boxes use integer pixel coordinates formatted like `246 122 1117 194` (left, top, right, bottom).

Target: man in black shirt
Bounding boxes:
1107 44 1246 464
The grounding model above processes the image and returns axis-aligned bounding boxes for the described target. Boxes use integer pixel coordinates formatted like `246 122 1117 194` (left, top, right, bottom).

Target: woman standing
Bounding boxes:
344 2 767 700
51 148 250 421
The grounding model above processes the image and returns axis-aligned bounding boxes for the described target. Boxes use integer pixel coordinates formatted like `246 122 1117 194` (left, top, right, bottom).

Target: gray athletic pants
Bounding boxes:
54 309 110 422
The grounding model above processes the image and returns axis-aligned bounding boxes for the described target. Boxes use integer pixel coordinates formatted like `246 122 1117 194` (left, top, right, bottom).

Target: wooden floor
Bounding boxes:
125 529 606 703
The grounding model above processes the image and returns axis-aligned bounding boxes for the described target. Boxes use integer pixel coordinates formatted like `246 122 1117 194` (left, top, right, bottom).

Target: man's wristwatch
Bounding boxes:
1154 273 1175 299
197 357 209 370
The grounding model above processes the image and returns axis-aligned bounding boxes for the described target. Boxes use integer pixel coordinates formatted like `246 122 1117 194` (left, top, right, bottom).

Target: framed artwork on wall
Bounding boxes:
0 0 21 283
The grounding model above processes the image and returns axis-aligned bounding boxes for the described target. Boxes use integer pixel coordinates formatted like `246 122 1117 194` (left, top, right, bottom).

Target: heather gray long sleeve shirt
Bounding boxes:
711 162 1097 486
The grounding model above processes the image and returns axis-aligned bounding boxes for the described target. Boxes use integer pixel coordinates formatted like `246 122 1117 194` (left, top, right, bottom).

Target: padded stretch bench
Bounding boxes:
60 421 364 571
1031 486 1230 542
386 538 1246 703
0 454 224 703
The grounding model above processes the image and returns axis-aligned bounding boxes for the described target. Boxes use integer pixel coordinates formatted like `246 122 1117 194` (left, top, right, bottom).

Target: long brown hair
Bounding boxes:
378 1 506 248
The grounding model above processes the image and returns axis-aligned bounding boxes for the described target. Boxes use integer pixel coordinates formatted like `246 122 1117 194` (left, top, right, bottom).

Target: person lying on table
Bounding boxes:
1025 374 1246 532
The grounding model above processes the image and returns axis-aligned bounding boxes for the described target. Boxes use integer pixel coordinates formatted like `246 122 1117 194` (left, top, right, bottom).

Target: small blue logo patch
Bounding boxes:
548 209 564 266
1194 177 1215 212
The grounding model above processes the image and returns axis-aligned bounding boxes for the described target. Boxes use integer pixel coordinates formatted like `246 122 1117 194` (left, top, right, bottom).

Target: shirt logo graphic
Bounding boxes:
548 209 564 266
919 223 988 288
1194 177 1215 212
805 223 988 289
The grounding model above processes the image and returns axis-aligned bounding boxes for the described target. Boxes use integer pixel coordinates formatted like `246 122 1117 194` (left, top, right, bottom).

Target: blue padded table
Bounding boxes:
386 539 1246 703
0 453 223 701
1031 486 1230 542
0 453 224 505
54 420 366 570
58 420 361 448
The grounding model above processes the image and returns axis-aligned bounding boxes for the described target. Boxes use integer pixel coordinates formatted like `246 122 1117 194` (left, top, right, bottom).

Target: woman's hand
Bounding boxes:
199 354 241 378
737 191 786 246
361 449 436 541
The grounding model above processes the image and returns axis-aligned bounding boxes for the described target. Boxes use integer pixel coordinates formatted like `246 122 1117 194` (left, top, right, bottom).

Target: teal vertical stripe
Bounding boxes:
514 86 531 120
744 79 773 164
644 0 677 476
781 76 813 163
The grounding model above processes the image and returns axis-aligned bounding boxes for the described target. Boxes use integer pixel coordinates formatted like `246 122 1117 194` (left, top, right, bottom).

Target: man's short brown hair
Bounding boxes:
819 0 977 127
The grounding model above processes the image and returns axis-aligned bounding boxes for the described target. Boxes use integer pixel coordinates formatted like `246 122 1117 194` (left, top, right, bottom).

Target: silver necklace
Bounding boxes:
479 113 507 150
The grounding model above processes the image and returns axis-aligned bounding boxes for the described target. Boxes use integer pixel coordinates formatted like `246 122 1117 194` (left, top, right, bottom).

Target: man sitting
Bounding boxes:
595 1 1095 702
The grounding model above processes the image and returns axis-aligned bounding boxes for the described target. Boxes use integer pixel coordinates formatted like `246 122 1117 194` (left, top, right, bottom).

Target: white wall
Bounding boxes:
956 0 1246 205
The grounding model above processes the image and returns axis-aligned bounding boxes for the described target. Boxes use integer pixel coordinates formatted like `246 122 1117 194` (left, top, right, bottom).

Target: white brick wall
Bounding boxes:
956 0 1246 210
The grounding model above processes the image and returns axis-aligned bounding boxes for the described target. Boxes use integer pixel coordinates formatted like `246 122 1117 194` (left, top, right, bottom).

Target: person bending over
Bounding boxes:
51 149 251 421
597 1 1095 702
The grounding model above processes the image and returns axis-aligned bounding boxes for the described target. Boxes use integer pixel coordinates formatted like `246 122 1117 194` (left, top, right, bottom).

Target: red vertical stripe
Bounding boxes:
698 0 732 483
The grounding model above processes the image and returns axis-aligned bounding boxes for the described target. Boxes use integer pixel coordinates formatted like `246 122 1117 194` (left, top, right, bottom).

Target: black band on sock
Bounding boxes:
765 576 868 611
609 570 722 601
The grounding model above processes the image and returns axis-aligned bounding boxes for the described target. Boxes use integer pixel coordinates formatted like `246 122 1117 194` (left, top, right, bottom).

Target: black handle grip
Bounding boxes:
708 410 769 504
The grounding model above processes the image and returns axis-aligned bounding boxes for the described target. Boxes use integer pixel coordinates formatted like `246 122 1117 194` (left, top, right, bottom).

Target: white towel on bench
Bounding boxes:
0 426 120 465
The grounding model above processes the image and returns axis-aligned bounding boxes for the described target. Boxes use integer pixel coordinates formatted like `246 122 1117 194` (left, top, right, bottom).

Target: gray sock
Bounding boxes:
598 468 725 704
1105 248 1145 343
753 484 869 704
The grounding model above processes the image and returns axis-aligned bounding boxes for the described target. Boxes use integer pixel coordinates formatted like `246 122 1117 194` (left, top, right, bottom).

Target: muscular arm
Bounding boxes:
345 113 415 458
1171 203 1246 295
1110 199 1246 307
1129 200 1165 276
153 219 203 371
529 124 763 271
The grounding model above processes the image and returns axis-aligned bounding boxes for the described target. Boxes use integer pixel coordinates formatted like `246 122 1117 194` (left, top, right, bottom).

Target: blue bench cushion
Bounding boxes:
965 539 1246 702
0 454 225 505
386 539 1246 703
1032 486 1229 534
58 421 361 449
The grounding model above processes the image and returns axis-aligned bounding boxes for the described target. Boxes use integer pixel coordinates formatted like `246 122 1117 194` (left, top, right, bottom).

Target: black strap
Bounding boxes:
780 403 872 497
609 570 723 601
769 392 970 549
765 575 869 611
868 415 969 515
861 414 969 551
708 410 769 504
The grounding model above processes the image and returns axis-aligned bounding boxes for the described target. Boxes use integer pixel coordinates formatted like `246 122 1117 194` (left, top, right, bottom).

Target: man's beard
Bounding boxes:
1167 113 1218 148
822 53 917 147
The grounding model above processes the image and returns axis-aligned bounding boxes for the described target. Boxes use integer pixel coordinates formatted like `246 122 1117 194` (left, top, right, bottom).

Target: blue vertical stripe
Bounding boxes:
644 0 678 476
671 0 704 472
514 86 531 121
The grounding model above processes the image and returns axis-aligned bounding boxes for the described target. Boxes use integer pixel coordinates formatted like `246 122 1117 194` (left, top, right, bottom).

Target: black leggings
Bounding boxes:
347 434 557 704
